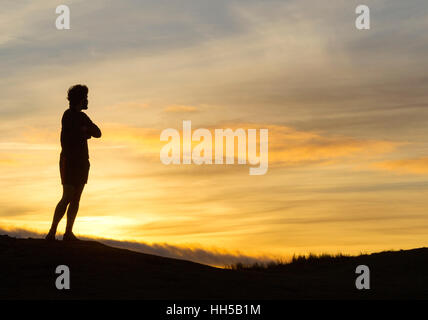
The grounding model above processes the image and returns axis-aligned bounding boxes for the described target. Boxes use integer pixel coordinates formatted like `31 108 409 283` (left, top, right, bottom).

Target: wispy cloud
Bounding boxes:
374 157 428 174
163 105 199 113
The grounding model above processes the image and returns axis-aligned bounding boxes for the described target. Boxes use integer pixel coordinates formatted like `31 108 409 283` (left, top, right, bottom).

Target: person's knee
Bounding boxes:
72 185 84 203
70 199 79 208
59 197 70 207
61 193 72 204
62 185 76 203
71 195 81 204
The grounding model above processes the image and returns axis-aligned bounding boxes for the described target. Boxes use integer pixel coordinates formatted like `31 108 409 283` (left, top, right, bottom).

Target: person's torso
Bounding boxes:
60 108 90 161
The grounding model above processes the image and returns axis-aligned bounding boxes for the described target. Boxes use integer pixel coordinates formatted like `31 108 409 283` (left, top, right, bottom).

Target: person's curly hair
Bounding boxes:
67 84 88 106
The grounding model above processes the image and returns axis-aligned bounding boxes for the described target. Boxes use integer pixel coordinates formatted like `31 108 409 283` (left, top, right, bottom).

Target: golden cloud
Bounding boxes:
0 157 18 166
10 122 401 168
163 105 199 113
203 123 400 167
104 101 150 113
265 124 400 166
373 157 428 174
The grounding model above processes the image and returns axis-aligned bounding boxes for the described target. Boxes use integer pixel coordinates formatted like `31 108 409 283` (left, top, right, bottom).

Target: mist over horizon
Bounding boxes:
0 226 281 268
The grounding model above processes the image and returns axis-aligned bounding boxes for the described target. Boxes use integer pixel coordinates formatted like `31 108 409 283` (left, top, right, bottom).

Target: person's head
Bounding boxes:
67 84 88 110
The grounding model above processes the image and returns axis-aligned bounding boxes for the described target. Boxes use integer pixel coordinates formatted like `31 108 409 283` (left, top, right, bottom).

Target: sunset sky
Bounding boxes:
1 0 428 266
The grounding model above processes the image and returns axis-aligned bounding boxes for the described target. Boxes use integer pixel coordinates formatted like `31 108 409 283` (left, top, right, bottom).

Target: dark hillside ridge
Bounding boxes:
1 235 427 299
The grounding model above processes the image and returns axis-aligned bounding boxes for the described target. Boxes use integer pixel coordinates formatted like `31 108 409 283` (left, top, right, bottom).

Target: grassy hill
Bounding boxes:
1 234 427 299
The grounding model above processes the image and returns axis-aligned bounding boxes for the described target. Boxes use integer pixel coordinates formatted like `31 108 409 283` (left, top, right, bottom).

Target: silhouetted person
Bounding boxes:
46 85 101 241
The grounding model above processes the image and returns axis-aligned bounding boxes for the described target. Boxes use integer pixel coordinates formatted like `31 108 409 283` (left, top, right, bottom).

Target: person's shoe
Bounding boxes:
63 232 80 241
45 231 56 241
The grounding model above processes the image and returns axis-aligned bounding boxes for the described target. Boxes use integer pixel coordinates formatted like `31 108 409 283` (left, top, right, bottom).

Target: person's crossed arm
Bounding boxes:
81 114 102 139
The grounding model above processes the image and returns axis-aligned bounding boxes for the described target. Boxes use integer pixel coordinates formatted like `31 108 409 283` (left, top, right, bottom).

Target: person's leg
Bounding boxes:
46 184 75 240
64 183 85 237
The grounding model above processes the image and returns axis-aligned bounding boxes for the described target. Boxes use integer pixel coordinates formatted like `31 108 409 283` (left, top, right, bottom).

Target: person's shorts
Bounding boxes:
60 154 90 187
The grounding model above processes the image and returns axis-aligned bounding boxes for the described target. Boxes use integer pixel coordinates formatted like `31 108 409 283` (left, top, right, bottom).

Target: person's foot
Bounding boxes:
45 230 56 241
63 232 80 241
